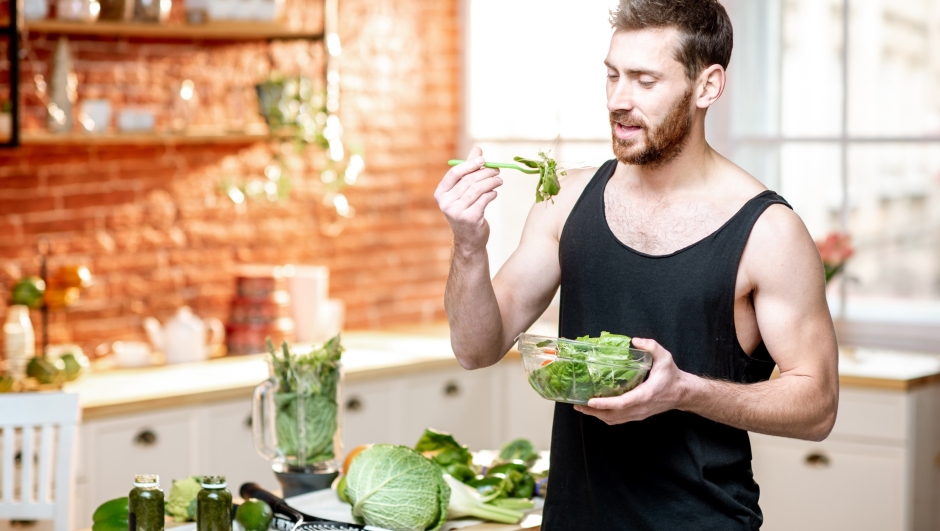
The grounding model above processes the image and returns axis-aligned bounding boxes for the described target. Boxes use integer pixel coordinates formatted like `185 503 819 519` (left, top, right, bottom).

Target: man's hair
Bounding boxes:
610 0 733 81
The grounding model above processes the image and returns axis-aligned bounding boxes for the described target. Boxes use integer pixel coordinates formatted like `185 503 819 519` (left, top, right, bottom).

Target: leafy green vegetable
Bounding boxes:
489 498 535 510
514 150 565 203
497 439 538 467
415 428 473 468
443 475 525 525
444 463 475 483
164 476 201 522
268 336 343 467
345 445 449 531
527 332 645 404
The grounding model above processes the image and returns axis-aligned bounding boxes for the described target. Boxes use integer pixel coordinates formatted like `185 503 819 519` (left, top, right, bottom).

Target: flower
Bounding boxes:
816 232 854 283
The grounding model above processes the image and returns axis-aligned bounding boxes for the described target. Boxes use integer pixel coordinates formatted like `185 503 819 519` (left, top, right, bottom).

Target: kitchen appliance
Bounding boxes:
251 341 342 497
143 307 224 364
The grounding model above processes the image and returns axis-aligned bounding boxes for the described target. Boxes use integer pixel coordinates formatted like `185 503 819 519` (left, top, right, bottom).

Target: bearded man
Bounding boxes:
434 1 839 529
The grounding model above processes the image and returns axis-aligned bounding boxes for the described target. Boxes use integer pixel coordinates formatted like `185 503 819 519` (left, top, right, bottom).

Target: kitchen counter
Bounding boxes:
64 326 476 420
64 324 940 420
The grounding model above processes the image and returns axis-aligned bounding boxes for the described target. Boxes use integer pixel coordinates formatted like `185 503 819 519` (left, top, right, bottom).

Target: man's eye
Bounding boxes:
639 80 655 88
607 73 619 80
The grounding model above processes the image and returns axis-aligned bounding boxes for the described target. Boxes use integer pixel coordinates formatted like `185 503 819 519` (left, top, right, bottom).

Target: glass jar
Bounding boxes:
129 474 164 531
197 476 232 531
3 305 34 380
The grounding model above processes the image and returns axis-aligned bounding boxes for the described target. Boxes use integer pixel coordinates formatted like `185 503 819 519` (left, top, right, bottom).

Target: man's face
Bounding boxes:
606 28 695 167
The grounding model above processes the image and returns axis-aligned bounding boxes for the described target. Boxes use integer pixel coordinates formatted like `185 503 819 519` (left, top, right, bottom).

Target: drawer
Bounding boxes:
399 368 497 451
84 410 197 511
342 379 394 452
202 400 280 494
829 387 908 443
750 433 906 531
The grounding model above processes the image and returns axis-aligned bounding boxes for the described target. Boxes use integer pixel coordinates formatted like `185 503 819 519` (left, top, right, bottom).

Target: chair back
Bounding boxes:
0 393 81 531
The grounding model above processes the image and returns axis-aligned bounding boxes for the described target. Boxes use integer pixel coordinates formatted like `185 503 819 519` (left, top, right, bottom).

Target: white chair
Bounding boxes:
0 393 80 531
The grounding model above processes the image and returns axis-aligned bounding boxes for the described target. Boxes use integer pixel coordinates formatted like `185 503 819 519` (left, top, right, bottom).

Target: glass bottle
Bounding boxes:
129 474 164 531
4 305 35 380
197 476 232 531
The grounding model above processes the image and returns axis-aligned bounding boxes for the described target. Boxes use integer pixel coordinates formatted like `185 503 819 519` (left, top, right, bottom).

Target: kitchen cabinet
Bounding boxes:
75 401 280 527
751 381 940 531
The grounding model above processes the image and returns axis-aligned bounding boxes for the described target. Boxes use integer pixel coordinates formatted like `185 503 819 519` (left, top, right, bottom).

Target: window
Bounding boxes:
724 0 940 349
464 1 940 349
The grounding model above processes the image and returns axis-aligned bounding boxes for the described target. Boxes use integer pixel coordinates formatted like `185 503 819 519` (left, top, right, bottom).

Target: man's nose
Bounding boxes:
608 80 635 112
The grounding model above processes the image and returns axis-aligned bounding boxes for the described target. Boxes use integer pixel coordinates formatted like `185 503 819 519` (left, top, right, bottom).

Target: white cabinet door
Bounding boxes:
201 400 280 495
84 410 198 514
499 358 555 452
399 368 498 451
751 434 906 531
342 379 394 454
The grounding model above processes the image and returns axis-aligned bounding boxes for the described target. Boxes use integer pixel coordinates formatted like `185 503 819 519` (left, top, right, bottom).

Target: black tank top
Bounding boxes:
541 160 791 531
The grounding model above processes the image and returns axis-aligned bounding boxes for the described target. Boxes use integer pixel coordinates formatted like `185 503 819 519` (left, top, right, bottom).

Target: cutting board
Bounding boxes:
289 488 543 531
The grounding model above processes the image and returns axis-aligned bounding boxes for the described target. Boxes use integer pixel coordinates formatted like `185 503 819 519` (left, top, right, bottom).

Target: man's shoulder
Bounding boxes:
520 164 604 243
742 197 819 284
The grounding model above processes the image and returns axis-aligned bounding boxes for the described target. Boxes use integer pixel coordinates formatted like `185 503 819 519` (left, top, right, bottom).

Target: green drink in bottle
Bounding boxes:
197 476 232 531
129 474 164 531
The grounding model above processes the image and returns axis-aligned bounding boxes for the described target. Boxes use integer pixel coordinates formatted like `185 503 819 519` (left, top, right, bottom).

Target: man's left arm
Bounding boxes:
577 205 839 441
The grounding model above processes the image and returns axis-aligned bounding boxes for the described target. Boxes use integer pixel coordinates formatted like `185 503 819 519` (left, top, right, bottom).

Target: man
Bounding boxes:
434 1 839 529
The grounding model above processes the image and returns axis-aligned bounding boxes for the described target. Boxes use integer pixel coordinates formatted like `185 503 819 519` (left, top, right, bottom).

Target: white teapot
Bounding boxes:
143 307 224 364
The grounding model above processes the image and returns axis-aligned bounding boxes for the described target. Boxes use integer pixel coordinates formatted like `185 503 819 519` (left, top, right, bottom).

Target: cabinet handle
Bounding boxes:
934 451 940 469
133 429 158 447
346 397 363 412
804 452 830 469
245 415 253 429
444 382 460 397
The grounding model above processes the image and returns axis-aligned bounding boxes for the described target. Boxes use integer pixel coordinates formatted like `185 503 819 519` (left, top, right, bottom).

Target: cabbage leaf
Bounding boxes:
345 445 449 531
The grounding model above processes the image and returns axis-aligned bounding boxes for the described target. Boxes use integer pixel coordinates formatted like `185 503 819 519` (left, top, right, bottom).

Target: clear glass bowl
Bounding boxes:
517 333 652 405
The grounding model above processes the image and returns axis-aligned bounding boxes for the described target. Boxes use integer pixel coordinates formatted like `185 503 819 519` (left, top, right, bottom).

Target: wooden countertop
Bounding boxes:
63 324 940 420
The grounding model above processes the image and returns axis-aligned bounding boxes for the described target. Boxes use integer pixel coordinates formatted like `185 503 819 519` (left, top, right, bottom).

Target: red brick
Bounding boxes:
63 190 137 210
0 197 57 215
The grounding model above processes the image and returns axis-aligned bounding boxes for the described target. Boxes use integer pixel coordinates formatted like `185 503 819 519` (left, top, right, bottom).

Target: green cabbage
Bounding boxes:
345 445 449 531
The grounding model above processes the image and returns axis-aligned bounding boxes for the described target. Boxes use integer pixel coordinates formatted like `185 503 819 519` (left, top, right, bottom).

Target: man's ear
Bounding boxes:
695 65 726 109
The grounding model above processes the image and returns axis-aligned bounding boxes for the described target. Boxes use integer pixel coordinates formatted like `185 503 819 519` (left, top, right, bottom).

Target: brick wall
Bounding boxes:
0 0 459 356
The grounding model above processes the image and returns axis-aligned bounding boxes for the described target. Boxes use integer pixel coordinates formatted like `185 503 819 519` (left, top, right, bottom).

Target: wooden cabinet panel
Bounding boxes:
830 388 908 443
751 434 906 531
201 400 279 495
341 380 394 452
499 359 554 452
399 368 497 451
85 410 197 514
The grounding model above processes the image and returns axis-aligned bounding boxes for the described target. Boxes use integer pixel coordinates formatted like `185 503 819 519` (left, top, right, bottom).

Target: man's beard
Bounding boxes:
610 87 694 167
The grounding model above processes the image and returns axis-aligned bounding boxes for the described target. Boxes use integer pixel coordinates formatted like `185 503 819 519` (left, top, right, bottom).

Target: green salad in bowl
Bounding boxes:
518 332 652 405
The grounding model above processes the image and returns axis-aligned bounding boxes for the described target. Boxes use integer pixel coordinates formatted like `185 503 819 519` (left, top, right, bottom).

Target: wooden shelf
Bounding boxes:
24 20 323 41
20 128 285 146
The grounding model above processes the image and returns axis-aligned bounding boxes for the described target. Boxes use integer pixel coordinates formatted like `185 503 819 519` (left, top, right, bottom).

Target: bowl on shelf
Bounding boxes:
517 333 652 405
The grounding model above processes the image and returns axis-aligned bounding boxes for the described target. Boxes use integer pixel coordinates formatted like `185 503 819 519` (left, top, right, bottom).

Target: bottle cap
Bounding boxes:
201 475 227 489
133 474 159 488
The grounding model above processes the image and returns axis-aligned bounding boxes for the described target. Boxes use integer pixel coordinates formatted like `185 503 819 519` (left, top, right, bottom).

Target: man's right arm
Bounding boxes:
435 148 563 369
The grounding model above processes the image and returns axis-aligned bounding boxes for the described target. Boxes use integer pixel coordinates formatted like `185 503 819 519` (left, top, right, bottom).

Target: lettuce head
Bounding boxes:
345 444 449 531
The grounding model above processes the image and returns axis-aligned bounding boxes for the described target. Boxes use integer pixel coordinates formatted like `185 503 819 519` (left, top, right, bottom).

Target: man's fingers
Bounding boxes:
587 387 645 410
438 156 486 196
464 190 498 220
454 174 503 211
447 167 500 200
